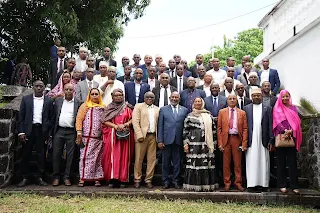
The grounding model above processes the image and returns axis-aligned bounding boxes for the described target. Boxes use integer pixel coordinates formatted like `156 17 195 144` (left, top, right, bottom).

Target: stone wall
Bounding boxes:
0 89 32 188
299 115 320 189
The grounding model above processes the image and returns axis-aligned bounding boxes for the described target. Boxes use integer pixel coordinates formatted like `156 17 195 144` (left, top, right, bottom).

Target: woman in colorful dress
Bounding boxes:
273 90 302 194
183 97 218 191
76 88 105 187
47 72 72 99
102 88 134 188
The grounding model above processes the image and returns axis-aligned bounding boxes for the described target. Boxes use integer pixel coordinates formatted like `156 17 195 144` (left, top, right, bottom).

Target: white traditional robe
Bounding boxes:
246 103 270 187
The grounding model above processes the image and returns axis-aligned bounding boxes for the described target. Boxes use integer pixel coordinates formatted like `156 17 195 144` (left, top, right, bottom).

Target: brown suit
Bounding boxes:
217 107 248 189
132 103 160 183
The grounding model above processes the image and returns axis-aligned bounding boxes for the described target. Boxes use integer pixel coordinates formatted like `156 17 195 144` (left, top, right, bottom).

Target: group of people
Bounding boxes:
17 44 302 194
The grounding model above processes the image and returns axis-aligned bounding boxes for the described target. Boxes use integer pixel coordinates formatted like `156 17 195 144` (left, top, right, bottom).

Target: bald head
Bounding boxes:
64 83 74 100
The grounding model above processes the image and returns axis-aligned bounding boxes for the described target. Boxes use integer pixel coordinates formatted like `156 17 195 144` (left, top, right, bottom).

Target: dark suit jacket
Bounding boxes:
243 103 274 148
125 81 150 106
117 76 133 84
142 78 160 88
157 104 189 145
50 45 58 59
53 97 82 135
49 57 67 88
18 94 54 137
234 65 257 80
152 85 177 107
204 95 228 116
265 95 277 108
237 96 252 109
190 64 201 78
180 89 206 111
184 70 192 77
169 76 187 91
258 68 281 94
95 58 117 68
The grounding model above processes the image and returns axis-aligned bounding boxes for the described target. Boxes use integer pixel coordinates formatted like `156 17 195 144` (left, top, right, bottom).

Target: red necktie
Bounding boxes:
229 108 234 129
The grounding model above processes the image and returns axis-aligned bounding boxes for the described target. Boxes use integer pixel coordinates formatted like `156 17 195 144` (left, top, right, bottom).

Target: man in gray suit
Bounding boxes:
52 84 82 186
237 62 259 87
76 68 99 102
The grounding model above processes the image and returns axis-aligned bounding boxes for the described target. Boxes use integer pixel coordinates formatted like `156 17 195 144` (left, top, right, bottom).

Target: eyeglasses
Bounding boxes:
91 93 99 96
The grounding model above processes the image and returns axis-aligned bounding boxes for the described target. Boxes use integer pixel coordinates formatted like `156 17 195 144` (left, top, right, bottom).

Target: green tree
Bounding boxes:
189 28 263 68
0 0 150 83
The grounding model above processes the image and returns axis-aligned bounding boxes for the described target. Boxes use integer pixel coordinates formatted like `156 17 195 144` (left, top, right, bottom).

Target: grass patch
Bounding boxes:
0 194 317 213
300 98 318 114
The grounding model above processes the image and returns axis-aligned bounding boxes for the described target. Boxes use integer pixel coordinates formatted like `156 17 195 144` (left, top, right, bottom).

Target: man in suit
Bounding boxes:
49 46 67 88
125 68 150 107
217 94 248 191
158 91 188 189
117 65 134 84
245 72 260 99
235 83 252 110
173 54 182 65
220 67 241 91
152 73 177 107
261 81 277 108
259 58 281 95
132 92 160 188
197 73 213 97
165 59 176 78
204 83 228 117
157 62 167 79
130 53 141 73
17 80 54 187
180 77 206 113
52 84 82 186
195 65 206 87
180 59 192 77
237 62 259 87
142 66 159 91
222 57 236 71
170 64 187 93
76 68 99 102
138 55 153 80
50 38 61 59
234 55 258 79
190 54 204 78
219 77 237 97
95 47 117 68
243 88 274 191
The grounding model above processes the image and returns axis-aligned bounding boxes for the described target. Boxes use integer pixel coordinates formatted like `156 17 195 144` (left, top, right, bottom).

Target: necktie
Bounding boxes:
213 97 218 117
179 77 182 92
164 87 168 106
240 97 244 110
229 108 234 129
59 59 63 74
88 81 92 90
173 106 178 119
171 70 174 78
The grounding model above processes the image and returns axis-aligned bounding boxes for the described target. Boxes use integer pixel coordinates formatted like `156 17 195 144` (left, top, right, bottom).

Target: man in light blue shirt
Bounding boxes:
116 56 130 78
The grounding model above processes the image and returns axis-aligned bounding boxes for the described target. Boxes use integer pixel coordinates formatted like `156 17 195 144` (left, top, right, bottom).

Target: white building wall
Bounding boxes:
268 22 320 109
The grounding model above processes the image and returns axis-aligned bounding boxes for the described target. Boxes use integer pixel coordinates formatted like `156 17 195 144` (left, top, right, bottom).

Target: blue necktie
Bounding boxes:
213 97 218 117
173 107 178 119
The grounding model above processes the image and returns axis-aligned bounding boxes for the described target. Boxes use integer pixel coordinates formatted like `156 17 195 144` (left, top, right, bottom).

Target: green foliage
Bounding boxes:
0 0 150 83
190 28 263 67
300 98 318 114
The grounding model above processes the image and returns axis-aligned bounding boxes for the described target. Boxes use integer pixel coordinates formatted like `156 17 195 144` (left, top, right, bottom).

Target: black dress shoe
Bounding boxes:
35 178 48 186
174 183 182 189
162 183 170 189
17 178 29 187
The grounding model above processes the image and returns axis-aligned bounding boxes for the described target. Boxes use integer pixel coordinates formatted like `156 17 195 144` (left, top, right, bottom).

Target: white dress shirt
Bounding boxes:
86 79 94 89
148 78 156 91
135 81 141 104
170 104 179 113
168 69 176 78
57 58 65 73
58 98 75 128
159 85 171 108
79 59 87 72
176 76 184 92
100 79 125 106
260 69 270 86
207 69 227 85
93 75 108 87
33 96 44 124
147 104 156 133
203 84 211 97
237 95 244 110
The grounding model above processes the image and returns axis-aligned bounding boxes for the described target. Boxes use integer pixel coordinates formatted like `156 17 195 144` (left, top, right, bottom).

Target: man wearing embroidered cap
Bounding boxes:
245 71 260 99
75 47 88 73
243 88 274 192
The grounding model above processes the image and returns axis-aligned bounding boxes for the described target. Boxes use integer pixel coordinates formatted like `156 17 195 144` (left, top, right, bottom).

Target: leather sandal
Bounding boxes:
78 180 84 187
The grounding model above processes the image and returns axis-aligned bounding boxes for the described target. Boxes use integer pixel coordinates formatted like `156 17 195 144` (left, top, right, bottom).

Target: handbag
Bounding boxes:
116 129 130 140
275 134 295 148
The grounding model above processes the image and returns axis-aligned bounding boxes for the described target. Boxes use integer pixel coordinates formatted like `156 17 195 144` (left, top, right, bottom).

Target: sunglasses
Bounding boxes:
91 93 99 96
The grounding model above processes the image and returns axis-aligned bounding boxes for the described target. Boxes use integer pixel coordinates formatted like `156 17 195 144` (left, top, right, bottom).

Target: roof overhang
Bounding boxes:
258 0 286 27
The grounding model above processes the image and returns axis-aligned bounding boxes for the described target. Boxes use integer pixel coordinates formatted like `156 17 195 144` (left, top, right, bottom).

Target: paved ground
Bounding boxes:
1 185 320 207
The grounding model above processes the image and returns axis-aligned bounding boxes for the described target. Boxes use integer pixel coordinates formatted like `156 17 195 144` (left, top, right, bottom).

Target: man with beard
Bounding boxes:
152 73 177 108
180 77 206 113
125 68 150 107
195 65 206 87
261 81 277 108
49 46 67 88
